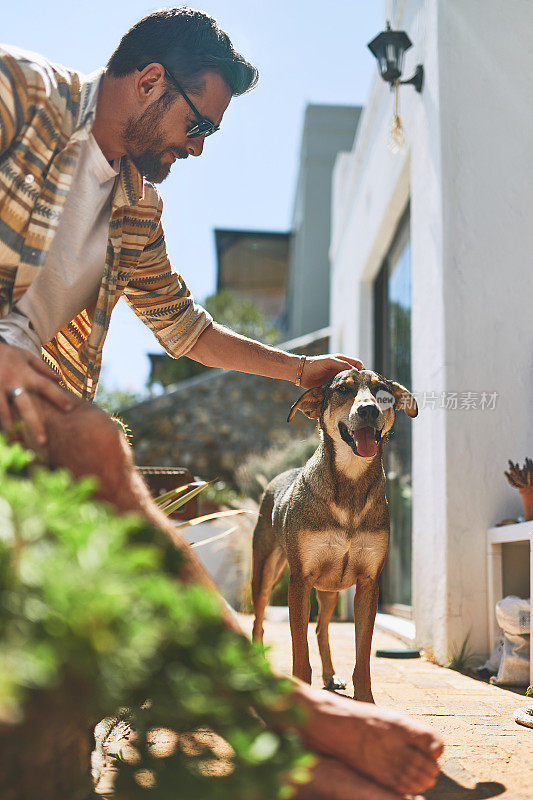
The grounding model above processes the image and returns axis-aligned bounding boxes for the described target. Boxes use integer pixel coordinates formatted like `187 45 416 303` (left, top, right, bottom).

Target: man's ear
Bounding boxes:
287 387 324 423
389 381 418 418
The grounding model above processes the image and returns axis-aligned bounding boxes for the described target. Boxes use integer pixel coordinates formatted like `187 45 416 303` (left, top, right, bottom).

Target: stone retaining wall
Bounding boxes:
124 330 330 482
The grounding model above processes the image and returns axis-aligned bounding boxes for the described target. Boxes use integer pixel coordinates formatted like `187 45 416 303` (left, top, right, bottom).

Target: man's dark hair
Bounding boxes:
107 6 258 96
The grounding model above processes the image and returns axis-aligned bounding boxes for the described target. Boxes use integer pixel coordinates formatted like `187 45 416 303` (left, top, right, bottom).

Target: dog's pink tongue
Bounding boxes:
355 427 378 457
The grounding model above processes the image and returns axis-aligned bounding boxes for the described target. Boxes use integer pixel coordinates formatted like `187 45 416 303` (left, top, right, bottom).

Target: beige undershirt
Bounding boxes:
0 134 119 356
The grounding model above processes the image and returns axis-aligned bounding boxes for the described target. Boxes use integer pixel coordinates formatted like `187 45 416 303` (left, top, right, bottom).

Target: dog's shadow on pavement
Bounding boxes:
425 773 506 800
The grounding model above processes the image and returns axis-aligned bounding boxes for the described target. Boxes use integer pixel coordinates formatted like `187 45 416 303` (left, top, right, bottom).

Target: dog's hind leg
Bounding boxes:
251 547 286 642
316 590 346 692
251 515 287 643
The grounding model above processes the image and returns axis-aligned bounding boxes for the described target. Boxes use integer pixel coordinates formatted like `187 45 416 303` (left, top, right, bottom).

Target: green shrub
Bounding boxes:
235 435 319 503
0 436 311 799
203 289 280 345
201 479 241 509
147 290 281 388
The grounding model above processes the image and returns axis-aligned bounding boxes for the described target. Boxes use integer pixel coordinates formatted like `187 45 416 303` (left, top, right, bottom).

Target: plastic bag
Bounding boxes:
495 595 530 635
490 596 530 686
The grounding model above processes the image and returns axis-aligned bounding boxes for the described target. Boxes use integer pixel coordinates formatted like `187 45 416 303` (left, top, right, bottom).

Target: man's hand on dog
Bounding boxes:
300 354 364 389
0 342 73 449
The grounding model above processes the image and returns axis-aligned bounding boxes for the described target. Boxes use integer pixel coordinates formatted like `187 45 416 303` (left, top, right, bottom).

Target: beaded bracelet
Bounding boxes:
295 355 306 387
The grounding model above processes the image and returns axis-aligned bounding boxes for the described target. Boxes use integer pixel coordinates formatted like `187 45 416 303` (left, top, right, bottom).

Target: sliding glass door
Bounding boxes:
374 207 412 615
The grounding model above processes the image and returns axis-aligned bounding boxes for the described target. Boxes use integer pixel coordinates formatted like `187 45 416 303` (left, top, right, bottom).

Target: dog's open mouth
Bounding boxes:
338 422 382 458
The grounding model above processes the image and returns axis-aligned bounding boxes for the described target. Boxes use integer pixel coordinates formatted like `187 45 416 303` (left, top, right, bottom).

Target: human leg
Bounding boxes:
293 683 443 796
16 394 444 796
29 394 241 632
290 755 405 800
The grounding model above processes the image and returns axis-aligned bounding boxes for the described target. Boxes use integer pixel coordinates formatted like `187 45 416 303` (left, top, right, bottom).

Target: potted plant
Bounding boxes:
505 458 533 521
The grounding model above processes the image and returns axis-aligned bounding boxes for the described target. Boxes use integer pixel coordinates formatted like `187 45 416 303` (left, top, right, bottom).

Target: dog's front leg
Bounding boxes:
352 575 380 703
288 574 312 684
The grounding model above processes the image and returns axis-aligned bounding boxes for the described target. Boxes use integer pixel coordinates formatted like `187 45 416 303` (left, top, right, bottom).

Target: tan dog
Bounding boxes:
251 369 417 702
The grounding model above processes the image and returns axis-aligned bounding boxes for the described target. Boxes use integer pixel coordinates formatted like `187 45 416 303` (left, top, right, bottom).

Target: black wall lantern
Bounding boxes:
367 21 424 93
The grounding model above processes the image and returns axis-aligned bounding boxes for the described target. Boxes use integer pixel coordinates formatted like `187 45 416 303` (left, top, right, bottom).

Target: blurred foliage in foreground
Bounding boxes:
0 436 311 799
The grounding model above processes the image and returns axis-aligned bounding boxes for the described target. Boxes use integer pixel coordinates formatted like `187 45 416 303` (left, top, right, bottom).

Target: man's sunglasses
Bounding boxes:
137 64 219 139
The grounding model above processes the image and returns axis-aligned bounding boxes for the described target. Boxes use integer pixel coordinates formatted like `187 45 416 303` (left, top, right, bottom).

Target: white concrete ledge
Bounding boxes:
375 613 416 646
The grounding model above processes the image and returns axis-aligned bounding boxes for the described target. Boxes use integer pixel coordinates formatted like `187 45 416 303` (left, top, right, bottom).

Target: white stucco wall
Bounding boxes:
330 0 533 663
435 0 533 660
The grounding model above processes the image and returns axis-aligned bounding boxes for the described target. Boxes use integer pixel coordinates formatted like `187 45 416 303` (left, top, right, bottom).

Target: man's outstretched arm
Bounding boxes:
127 218 362 386
186 322 364 389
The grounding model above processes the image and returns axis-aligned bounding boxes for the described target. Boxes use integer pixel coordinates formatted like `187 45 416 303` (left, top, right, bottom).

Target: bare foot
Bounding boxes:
289 755 405 800
292 683 443 797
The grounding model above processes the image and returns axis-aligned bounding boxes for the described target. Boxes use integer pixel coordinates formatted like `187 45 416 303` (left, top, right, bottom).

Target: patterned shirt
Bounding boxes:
0 44 212 400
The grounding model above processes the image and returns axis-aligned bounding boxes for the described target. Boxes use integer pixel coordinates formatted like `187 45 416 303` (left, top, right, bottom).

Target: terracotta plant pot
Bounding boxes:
137 466 198 520
519 486 533 521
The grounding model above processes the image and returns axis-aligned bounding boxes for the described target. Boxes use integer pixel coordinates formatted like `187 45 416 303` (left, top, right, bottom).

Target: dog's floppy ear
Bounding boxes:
389 381 418 418
287 387 324 422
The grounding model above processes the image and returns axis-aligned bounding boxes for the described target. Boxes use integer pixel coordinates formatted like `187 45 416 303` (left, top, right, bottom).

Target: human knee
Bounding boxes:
47 403 133 484
80 407 132 468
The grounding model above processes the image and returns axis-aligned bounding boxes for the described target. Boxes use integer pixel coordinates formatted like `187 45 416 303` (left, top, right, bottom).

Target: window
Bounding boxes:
374 206 412 615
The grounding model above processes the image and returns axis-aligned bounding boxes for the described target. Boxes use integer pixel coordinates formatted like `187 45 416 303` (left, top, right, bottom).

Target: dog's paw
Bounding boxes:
323 675 347 691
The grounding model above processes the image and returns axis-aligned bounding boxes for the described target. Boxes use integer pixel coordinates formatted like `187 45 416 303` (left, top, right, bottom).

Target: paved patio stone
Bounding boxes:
238 613 533 799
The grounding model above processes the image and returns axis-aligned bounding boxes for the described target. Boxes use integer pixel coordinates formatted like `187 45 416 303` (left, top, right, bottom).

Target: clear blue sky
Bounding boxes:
2 1 383 393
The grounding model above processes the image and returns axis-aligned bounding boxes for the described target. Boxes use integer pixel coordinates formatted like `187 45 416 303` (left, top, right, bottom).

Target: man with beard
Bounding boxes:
0 8 443 799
